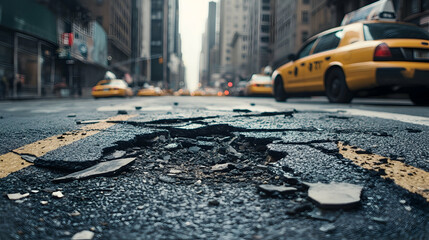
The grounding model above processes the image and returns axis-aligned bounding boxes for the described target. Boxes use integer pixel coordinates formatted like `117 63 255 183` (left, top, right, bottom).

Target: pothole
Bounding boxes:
116 133 284 187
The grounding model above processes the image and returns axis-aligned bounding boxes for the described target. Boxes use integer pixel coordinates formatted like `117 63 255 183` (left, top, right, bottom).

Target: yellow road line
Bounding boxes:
338 142 429 202
0 115 136 178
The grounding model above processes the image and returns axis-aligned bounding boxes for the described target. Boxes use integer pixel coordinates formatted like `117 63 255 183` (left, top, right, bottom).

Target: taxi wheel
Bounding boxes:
325 68 353 103
409 87 429 106
274 77 287 102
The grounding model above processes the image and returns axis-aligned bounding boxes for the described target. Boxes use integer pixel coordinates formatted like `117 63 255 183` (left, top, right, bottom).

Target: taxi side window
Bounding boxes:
313 30 343 54
297 39 317 59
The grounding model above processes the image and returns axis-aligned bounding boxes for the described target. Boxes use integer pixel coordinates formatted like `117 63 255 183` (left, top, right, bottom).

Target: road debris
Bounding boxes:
52 191 64 198
7 193 29 200
71 230 94 240
304 182 363 209
165 143 180 150
319 223 336 233
211 163 235 172
159 175 176 183
257 184 297 194
52 158 136 182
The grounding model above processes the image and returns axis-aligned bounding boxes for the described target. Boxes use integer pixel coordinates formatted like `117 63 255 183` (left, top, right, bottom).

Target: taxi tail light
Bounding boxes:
92 87 96 91
374 43 392 60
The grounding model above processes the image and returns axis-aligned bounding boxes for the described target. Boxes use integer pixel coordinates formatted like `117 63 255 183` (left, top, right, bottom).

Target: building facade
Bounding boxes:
248 0 272 75
219 0 250 83
271 0 311 68
0 0 110 99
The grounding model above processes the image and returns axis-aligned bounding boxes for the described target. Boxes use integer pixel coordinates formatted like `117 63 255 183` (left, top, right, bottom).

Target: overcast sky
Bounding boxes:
179 0 215 91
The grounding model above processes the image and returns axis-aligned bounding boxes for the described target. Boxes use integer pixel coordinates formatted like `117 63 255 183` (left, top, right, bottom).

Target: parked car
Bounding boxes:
91 79 133 98
272 20 429 105
245 74 273 96
232 81 248 96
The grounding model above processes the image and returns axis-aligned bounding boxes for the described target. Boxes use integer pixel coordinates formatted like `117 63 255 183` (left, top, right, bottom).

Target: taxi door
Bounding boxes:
286 39 317 92
305 30 343 92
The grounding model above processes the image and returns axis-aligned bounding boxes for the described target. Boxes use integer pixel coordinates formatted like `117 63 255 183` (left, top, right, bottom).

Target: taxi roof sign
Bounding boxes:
341 0 396 26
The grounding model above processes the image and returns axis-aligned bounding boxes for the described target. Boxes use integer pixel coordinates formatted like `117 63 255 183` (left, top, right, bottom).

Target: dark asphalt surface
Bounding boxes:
0 96 428 240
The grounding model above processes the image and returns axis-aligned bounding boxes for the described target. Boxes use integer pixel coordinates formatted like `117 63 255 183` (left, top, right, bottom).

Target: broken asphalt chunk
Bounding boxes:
105 150 127 160
227 146 242 159
52 191 64 198
258 184 297 194
233 109 252 113
159 175 176 183
319 223 336 233
72 230 94 240
7 193 30 200
76 120 101 125
188 146 201 153
304 182 363 209
211 163 235 172
165 143 180 150
20 154 37 163
52 158 136 183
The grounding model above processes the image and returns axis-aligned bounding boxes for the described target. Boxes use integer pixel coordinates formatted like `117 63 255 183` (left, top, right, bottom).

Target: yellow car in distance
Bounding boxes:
92 79 133 98
246 74 273 96
272 21 429 105
137 86 163 96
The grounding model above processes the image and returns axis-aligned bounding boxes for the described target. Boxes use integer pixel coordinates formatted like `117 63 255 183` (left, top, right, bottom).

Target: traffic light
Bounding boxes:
228 82 233 88
158 57 163 64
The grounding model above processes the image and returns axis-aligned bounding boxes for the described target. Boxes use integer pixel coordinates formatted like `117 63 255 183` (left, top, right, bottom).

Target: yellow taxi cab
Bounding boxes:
191 89 205 96
273 8 429 105
173 89 191 96
245 74 273 96
137 86 163 96
91 79 133 98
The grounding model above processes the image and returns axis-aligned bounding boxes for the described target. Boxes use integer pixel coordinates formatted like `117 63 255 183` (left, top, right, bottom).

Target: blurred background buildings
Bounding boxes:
0 0 185 99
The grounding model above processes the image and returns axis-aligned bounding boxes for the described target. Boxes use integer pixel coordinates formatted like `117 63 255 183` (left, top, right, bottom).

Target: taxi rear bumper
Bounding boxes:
376 67 429 87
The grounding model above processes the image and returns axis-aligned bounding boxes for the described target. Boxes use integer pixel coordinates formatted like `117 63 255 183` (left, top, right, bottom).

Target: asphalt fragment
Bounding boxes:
304 182 363 209
52 158 136 183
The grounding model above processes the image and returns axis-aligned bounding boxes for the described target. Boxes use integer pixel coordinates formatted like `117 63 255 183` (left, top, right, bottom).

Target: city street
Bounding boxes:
0 96 428 239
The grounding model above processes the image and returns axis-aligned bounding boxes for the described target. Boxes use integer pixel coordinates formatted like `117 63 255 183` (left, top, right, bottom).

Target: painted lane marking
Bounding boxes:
328 109 429 127
0 115 136 178
338 142 429 202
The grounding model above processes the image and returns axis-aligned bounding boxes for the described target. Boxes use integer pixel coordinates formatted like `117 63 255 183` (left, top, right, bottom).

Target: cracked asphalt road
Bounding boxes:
0 97 428 240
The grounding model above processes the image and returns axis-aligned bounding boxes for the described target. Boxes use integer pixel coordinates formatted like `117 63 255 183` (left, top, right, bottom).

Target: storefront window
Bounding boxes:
423 0 429 10
17 35 38 97
41 44 54 96
409 0 420 15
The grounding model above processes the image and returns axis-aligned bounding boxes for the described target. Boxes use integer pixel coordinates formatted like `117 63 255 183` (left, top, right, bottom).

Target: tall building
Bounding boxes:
138 0 152 85
248 0 272 75
219 0 250 83
200 1 218 88
271 0 311 69
150 0 165 84
79 0 132 77
167 0 184 91
310 0 338 36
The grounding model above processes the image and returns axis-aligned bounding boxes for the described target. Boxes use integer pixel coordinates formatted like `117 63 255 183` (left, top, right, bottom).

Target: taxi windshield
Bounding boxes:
99 80 126 87
364 23 429 41
253 76 271 82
